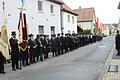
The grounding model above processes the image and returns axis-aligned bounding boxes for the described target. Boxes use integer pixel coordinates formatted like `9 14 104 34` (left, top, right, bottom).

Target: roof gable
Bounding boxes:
73 7 95 22
47 0 63 4
61 3 78 15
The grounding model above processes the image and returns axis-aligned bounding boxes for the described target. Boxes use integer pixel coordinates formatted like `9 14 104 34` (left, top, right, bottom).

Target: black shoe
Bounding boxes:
16 67 21 69
12 69 16 71
26 64 30 66
0 72 6 74
2 72 6 74
116 54 120 56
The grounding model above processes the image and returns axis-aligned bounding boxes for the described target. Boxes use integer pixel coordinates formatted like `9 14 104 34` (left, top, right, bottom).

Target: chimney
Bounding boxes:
79 6 81 9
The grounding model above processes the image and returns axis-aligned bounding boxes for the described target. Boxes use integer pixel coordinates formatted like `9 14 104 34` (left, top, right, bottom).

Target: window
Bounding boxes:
21 0 24 7
68 15 70 22
18 0 25 7
38 1 43 11
51 26 55 35
50 4 54 13
72 16 74 24
38 25 44 34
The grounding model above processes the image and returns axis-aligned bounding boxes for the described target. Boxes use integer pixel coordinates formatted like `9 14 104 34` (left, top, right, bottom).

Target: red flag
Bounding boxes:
96 17 99 29
18 11 28 51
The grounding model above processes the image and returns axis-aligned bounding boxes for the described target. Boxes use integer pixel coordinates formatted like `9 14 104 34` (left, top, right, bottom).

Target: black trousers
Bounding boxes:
12 58 19 69
0 62 4 73
117 49 120 56
52 51 57 57
22 59 29 66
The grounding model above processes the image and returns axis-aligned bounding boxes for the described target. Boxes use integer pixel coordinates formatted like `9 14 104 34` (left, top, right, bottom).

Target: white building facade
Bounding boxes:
0 0 62 38
61 4 77 34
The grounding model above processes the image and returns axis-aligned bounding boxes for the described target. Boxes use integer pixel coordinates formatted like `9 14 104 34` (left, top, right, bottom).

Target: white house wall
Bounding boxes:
78 21 96 34
0 0 19 38
78 21 92 29
0 0 61 38
62 11 77 34
102 25 110 36
26 0 61 36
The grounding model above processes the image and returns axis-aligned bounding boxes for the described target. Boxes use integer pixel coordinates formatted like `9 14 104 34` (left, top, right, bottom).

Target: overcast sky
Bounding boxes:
63 0 120 24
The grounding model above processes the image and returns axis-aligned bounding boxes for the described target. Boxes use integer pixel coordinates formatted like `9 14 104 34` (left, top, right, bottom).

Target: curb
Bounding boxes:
98 44 115 80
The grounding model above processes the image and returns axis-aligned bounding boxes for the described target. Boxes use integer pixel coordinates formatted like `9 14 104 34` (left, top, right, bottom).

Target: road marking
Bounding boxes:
98 46 107 48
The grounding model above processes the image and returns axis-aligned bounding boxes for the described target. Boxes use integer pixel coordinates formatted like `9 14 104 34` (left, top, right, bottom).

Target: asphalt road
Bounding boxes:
0 36 115 80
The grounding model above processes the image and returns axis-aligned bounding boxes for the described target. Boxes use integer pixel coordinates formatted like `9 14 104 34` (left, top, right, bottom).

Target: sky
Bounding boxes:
63 0 120 24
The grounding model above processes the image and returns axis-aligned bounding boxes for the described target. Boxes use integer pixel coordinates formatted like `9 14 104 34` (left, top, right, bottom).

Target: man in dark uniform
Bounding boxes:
35 34 44 62
35 35 41 62
60 33 65 54
64 34 68 53
50 34 57 57
115 30 120 56
41 35 49 59
28 34 37 64
0 51 6 74
39 34 44 61
69 34 74 51
45 35 50 58
56 34 61 55
93 34 96 43
9 31 20 71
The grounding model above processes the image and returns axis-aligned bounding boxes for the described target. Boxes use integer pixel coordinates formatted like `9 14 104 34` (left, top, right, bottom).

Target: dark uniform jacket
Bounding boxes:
9 37 19 59
35 38 42 57
28 38 36 54
0 52 6 73
0 52 6 64
115 34 120 49
50 38 57 52
56 37 61 49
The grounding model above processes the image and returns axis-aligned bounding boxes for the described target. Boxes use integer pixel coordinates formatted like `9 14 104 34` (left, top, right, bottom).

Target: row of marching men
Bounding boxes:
0 31 103 74
28 33 103 64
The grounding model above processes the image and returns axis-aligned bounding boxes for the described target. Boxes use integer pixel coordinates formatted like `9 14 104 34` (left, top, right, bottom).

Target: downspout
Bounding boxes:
60 6 63 33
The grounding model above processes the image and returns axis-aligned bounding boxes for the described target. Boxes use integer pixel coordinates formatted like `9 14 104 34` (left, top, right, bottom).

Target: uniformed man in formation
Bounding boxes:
9 31 20 71
5 31 103 73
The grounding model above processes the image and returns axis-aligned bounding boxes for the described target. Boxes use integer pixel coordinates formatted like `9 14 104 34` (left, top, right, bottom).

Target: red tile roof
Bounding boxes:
48 0 77 15
61 3 78 16
48 0 63 4
73 7 95 22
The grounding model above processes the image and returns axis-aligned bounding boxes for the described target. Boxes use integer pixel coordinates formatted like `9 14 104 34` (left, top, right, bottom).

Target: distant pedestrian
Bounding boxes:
115 30 120 56
0 51 6 74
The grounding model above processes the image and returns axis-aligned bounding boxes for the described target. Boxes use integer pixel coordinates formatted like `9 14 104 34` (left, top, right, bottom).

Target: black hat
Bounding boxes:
39 34 43 37
51 34 56 37
61 33 64 35
51 35 54 37
36 34 39 38
46 35 49 37
117 30 119 34
11 31 16 35
43 35 46 37
28 34 33 37
57 33 60 36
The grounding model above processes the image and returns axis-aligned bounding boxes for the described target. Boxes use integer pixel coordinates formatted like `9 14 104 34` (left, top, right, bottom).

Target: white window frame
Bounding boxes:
50 4 54 13
38 0 43 12
72 16 74 24
68 15 70 23
38 25 44 34
51 26 55 35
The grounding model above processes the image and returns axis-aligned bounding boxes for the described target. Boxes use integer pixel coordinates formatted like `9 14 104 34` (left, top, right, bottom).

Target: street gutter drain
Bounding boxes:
108 65 118 72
